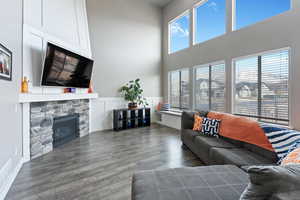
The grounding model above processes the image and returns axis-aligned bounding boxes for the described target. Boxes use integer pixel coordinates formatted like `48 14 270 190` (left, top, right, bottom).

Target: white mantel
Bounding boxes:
19 93 99 103
20 93 98 162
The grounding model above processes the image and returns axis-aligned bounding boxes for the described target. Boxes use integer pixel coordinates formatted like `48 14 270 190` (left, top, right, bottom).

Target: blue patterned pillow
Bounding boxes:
201 118 221 137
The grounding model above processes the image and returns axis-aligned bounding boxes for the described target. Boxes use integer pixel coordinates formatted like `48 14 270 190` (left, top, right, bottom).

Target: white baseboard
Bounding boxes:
0 158 24 200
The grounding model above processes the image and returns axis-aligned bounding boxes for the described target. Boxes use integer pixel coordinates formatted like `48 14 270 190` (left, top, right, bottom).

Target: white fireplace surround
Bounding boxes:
20 93 99 162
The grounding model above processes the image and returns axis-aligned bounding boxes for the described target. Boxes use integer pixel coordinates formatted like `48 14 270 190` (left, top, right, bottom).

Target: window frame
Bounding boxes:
193 60 226 112
232 0 292 31
193 0 227 45
168 68 191 110
232 47 291 124
168 10 191 55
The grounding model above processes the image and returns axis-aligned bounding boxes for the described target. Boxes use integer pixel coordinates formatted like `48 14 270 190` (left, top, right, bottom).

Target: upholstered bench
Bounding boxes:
132 165 249 200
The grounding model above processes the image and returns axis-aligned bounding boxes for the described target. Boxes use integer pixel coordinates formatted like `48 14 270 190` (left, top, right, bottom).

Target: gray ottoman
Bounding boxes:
132 165 249 200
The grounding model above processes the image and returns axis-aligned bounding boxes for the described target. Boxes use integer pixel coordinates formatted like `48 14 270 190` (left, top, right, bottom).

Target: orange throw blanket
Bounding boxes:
208 112 274 152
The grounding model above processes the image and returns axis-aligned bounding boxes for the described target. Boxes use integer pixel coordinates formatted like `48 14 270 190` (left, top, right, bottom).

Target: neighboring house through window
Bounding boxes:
233 49 289 125
194 62 225 112
169 69 190 109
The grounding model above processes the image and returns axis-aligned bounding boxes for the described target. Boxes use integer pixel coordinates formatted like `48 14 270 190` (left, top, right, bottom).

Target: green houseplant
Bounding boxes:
119 79 149 109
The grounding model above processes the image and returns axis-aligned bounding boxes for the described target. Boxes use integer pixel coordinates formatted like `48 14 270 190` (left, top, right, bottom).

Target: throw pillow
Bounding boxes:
260 123 300 161
201 117 221 137
193 115 203 131
281 147 300 165
240 165 300 200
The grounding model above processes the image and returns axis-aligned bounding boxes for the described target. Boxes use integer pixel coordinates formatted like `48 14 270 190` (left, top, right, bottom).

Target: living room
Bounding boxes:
1 0 300 200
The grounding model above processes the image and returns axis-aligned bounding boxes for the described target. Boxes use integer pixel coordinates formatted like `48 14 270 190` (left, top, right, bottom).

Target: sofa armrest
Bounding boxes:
181 111 209 130
181 112 195 130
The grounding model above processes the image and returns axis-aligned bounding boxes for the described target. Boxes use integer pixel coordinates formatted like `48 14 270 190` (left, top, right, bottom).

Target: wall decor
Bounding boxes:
0 43 12 81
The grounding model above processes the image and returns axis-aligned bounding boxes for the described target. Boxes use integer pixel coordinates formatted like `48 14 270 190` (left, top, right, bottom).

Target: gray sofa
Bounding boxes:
132 111 279 200
181 111 278 167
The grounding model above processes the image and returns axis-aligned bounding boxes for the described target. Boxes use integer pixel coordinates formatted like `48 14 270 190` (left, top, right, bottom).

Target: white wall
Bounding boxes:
0 0 23 198
23 0 92 94
162 0 300 129
87 0 162 98
87 0 163 132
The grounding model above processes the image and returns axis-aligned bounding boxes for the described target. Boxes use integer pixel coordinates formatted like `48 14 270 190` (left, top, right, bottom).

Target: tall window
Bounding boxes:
194 0 226 44
194 62 225 112
169 11 190 54
234 0 291 30
169 69 190 109
234 49 289 125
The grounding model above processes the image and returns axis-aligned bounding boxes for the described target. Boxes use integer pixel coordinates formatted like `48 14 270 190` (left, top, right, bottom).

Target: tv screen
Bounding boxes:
41 43 94 88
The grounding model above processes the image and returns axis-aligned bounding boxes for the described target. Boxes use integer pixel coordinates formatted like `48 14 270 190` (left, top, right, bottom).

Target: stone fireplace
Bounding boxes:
30 99 89 159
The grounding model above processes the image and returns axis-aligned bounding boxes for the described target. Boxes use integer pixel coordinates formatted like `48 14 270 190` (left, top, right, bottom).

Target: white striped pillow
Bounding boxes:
260 123 300 162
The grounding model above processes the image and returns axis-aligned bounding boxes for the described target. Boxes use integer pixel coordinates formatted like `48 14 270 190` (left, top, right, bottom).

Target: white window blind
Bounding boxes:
169 69 190 109
195 63 225 112
170 71 180 108
234 49 289 124
181 70 190 109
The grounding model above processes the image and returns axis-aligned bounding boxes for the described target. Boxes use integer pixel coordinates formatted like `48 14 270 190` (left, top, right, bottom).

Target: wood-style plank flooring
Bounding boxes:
6 124 203 200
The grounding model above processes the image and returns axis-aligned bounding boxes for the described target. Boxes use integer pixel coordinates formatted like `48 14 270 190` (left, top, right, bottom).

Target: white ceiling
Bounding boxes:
144 0 174 7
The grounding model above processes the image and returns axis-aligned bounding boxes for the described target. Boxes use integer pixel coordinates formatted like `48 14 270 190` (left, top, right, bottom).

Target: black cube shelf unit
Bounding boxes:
113 108 151 131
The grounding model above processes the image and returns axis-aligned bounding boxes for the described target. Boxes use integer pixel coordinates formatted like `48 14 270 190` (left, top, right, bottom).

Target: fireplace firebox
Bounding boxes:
53 114 79 148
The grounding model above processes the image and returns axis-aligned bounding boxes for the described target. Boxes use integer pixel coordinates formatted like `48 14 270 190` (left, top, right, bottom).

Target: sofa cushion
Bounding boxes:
222 137 244 147
209 148 274 167
240 165 300 200
132 165 249 200
193 135 238 164
195 135 237 149
181 129 200 143
243 143 278 163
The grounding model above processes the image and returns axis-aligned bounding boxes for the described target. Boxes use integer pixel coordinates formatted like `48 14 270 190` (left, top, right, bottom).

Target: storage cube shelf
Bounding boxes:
113 108 151 131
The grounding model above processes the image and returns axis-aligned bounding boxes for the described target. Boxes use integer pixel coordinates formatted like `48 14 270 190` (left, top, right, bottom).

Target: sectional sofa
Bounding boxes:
132 111 284 200
181 111 278 167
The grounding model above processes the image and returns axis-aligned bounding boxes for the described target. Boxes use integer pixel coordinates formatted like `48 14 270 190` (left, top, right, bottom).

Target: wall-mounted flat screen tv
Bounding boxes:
41 42 94 88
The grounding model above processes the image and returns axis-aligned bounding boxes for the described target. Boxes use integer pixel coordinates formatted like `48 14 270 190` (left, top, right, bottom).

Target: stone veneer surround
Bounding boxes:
30 99 89 159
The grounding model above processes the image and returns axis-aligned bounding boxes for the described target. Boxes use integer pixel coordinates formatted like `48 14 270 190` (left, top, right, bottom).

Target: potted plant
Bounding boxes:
119 79 149 109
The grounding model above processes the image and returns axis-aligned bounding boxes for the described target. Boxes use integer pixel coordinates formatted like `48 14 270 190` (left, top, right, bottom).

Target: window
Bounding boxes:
169 69 190 109
194 62 225 112
194 0 226 44
233 49 289 124
169 11 190 54
234 0 291 30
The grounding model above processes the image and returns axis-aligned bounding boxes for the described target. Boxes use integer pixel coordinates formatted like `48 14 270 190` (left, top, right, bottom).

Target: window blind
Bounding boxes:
195 67 210 111
195 63 225 112
261 50 289 124
234 49 289 124
181 70 190 109
170 71 180 108
211 63 226 112
169 69 190 109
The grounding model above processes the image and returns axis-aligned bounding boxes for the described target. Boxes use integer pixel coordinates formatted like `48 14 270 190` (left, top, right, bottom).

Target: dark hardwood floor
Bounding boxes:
6 124 203 200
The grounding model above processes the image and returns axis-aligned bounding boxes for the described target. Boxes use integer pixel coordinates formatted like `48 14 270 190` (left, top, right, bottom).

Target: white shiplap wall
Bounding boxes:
23 0 92 94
